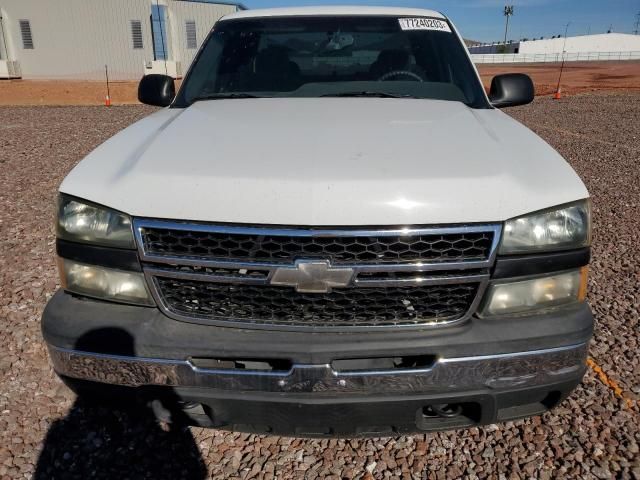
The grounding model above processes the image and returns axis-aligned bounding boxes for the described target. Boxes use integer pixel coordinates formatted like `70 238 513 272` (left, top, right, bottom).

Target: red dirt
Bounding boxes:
477 61 640 96
0 80 140 106
0 61 638 105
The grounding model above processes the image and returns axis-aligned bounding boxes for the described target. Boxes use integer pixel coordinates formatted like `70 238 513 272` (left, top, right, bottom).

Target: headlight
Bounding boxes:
57 195 135 249
480 267 588 317
500 200 591 254
58 258 154 306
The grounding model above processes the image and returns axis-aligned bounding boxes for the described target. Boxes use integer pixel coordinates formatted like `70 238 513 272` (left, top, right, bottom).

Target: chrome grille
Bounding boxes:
154 277 480 328
139 225 494 264
134 220 501 331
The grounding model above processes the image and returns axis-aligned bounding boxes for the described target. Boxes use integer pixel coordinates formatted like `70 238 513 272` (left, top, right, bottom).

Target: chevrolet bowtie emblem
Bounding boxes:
270 260 355 293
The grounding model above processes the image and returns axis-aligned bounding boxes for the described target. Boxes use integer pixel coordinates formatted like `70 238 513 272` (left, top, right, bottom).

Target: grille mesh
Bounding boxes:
155 277 479 328
140 228 494 264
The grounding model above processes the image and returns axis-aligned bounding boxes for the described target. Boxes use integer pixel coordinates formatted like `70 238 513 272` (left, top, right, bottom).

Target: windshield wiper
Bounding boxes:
320 91 414 98
192 93 262 101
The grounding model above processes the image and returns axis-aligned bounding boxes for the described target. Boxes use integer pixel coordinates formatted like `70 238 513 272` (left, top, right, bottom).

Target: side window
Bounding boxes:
186 20 197 49
131 20 144 49
19 20 34 49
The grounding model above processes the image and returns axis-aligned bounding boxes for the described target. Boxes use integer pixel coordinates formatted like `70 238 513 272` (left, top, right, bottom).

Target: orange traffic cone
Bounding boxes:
105 95 111 106
553 88 562 100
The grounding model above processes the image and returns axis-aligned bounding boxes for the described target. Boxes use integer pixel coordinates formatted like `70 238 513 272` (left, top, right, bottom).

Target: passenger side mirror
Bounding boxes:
489 73 534 108
138 74 175 107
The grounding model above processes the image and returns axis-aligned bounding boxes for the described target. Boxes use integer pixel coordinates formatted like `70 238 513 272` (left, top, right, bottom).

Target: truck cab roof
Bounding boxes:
222 6 446 21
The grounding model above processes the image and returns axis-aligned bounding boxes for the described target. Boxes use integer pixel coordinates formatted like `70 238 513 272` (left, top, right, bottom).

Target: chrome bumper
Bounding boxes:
47 343 588 395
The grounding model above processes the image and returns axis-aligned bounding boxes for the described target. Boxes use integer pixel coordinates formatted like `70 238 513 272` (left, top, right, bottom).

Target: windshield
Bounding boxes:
176 15 489 108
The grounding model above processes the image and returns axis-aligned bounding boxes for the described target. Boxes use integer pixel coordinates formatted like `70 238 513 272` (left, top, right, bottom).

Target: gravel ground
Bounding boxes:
0 93 639 479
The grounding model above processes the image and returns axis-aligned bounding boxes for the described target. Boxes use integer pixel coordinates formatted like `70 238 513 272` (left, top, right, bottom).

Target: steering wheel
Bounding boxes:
378 70 424 82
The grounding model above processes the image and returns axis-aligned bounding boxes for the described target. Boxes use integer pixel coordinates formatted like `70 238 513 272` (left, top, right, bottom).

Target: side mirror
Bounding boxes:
489 73 534 108
138 74 175 107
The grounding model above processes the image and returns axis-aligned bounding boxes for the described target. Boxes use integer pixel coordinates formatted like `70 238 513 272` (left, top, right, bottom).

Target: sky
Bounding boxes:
240 0 640 43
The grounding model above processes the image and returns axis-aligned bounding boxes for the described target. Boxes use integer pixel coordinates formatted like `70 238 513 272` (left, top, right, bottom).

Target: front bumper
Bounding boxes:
48 343 587 395
42 291 592 436
49 342 587 436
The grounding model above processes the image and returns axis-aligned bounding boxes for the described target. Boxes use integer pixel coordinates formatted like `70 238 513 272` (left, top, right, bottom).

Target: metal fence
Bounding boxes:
471 51 640 64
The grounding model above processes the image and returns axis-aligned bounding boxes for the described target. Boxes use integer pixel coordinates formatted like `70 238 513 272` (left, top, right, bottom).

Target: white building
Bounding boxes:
518 33 640 55
0 0 243 80
468 32 640 56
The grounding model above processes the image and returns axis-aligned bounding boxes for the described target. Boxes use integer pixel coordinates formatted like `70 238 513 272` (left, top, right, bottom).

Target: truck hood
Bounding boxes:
61 98 588 225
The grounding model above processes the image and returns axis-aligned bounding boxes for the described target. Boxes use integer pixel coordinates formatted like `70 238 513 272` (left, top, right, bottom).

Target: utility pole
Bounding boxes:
503 5 514 45
633 12 640 35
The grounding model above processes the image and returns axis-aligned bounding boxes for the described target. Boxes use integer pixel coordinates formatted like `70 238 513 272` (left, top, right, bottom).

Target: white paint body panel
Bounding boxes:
60 98 588 226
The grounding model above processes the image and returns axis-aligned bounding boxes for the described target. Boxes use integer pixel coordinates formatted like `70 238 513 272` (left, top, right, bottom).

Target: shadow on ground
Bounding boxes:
34 329 207 480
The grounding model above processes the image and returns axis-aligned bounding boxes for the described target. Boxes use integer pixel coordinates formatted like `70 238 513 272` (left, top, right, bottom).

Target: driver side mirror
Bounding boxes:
138 74 175 107
489 73 534 108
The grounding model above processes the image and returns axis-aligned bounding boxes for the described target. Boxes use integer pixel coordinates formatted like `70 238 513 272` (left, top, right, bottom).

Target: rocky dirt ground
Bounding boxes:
0 92 639 479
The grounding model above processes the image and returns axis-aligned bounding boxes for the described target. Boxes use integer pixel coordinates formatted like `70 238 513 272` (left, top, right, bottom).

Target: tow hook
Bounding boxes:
425 403 464 418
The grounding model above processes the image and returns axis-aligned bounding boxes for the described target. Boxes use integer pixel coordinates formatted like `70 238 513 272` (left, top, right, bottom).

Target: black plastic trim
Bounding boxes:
60 376 583 436
57 239 142 272
493 248 590 279
166 376 583 435
42 290 593 364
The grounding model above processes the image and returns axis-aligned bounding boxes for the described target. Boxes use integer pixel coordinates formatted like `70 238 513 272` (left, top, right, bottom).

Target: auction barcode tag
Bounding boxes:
398 18 451 33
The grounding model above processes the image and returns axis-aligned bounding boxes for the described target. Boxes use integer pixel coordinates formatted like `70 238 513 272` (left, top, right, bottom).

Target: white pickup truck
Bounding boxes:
43 6 593 436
